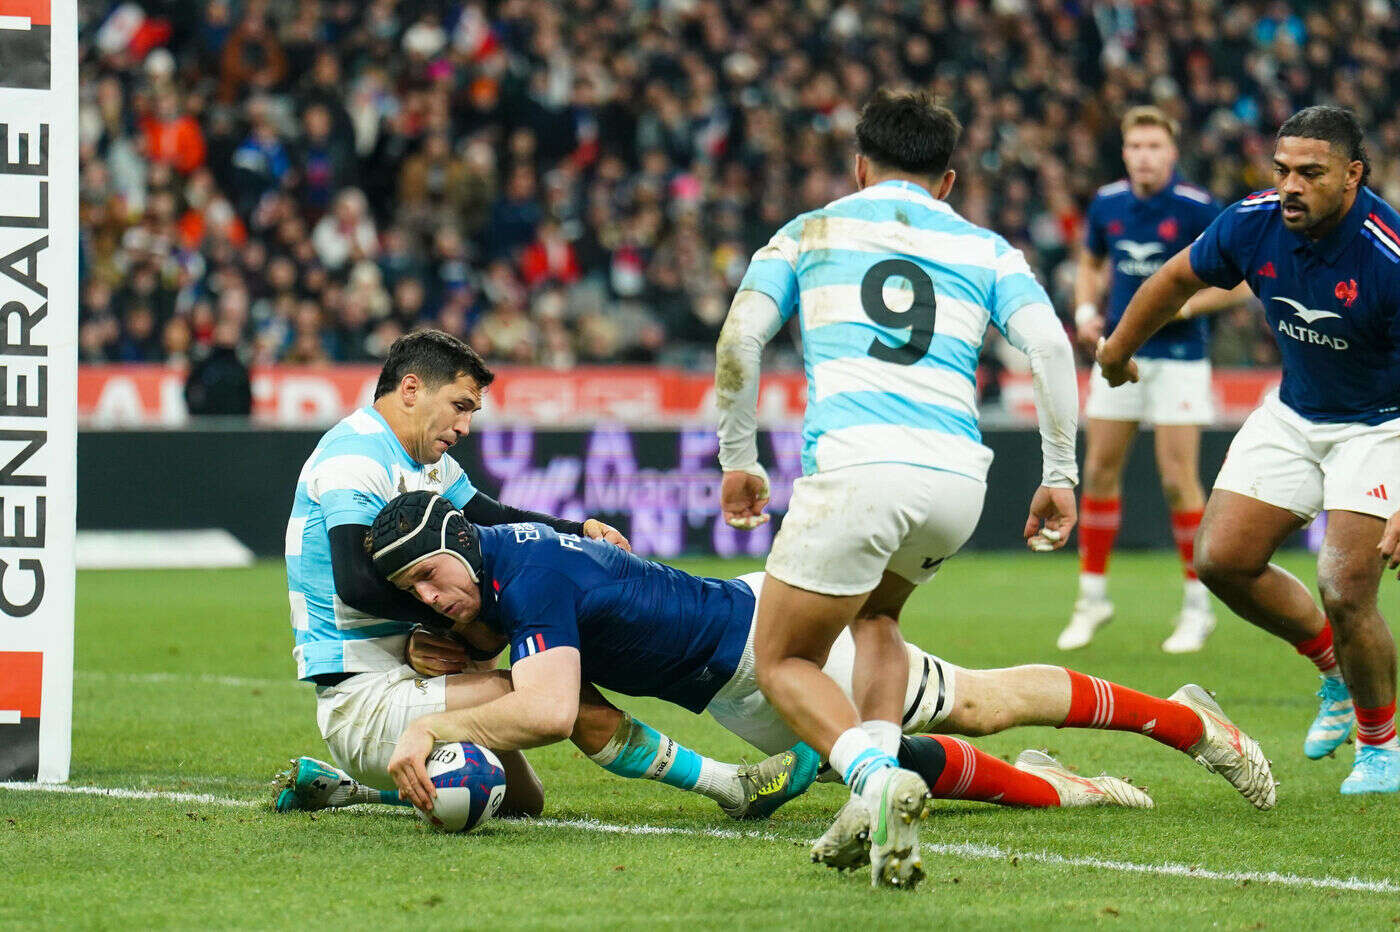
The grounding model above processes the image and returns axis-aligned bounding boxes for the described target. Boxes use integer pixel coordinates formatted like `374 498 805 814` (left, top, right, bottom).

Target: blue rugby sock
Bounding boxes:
587 713 741 806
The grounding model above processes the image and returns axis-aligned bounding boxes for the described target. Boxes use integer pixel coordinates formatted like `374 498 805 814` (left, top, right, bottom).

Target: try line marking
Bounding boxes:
3 782 1397 894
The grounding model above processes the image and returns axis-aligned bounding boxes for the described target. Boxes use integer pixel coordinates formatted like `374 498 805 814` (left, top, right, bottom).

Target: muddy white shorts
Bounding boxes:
1084 358 1215 426
314 664 447 790
765 463 986 596
703 573 959 755
1213 391 1400 521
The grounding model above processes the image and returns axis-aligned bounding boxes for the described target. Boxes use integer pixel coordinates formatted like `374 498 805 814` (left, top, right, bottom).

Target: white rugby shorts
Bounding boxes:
1213 391 1400 521
1084 358 1215 426
765 462 986 596
704 574 959 754
315 664 447 790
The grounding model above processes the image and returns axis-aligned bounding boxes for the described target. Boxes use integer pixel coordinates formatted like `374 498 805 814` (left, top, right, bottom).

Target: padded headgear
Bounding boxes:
369 491 484 583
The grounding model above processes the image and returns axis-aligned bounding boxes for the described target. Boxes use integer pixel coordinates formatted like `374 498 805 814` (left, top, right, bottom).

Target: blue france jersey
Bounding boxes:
1189 186 1400 425
476 524 752 713
739 179 1053 480
285 407 477 679
1085 174 1219 360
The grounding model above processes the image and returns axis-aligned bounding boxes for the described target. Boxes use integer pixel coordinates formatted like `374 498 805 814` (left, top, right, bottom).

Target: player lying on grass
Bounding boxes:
363 491 1275 842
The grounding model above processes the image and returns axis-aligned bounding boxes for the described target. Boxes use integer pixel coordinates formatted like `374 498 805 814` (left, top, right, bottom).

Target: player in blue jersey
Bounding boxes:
1060 106 1249 655
367 491 1274 837
1099 106 1400 794
277 329 782 820
713 90 1088 887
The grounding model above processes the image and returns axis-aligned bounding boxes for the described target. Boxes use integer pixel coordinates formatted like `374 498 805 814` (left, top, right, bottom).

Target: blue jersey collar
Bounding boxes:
1132 171 1181 207
1293 187 1372 266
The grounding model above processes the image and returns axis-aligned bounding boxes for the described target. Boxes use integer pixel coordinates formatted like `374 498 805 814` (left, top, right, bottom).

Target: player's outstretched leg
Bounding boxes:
934 664 1274 808
904 733 1152 809
272 756 404 812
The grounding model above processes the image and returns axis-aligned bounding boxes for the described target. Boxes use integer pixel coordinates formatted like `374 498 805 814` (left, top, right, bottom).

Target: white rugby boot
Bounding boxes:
1058 597 1113 650
1170 684 1277 810
1162 605 1216 653
1013 750 1154 808
862 767 931 889
811 795 872 871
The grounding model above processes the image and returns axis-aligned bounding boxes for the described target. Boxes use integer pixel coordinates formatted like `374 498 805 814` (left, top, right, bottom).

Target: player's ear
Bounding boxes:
1347 159 1364 192
936 169 956 200
400 373 419 405
855 154 868 190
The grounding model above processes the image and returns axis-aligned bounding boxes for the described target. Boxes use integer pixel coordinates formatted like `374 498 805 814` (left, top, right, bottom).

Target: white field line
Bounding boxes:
3 782 1397 894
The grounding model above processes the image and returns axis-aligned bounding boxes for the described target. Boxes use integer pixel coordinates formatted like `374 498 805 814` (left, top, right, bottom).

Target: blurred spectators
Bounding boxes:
78 0 1400 372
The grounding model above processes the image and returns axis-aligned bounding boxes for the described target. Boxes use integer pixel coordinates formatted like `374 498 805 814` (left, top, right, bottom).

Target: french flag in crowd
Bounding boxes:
0 0 49 89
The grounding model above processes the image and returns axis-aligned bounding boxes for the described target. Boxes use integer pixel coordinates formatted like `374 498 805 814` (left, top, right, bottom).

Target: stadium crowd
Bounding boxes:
78 0 1400 377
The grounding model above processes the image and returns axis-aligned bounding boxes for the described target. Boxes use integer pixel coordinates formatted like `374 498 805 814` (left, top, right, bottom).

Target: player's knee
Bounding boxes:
1317 569 1377 624
1158 475 1190 510
753 656 783 701
1193 536 1260 588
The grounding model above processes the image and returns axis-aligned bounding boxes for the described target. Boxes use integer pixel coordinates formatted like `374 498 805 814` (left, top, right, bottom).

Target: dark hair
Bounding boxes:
855 89 962 177
373 328 495 399
1277 106 1371 187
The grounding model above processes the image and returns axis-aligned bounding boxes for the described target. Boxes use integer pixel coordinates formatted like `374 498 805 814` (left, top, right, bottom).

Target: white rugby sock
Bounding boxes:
862 719 902 756
1183 579 1210 612
693 759 743 809
1079 573 1108 602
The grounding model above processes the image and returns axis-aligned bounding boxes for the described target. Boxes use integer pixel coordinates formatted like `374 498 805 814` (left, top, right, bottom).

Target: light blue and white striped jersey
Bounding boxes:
285 406 476 680
739 179 1053 479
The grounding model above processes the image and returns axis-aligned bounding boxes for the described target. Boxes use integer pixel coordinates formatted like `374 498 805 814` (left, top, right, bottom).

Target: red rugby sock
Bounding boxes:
1293 622 1342 678
1355 701 1398 748
1079 496 1120 576
1170 509 1203 580
923 735 1060 807
1060 669 1204 752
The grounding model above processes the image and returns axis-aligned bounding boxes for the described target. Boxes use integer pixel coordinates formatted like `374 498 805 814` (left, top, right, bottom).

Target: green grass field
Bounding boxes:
5 551 1400 929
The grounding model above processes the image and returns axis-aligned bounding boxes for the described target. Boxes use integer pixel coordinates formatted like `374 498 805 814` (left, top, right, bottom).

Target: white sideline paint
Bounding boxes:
77 529 255 570
2 782 1397 894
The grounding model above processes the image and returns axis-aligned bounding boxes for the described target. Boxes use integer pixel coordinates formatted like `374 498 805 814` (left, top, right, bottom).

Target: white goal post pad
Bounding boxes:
0 0 77 784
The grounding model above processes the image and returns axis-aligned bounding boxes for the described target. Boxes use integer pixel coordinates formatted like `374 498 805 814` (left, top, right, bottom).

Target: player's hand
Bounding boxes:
1380 509 1400 580
1095 337 1139 387
582 518 631 552
388 722 438 812
406 628 470 678
1024 486 1077 552
721 467 771 529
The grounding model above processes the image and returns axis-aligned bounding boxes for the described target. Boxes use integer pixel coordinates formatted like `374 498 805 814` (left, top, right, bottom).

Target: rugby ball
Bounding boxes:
416 742 508 833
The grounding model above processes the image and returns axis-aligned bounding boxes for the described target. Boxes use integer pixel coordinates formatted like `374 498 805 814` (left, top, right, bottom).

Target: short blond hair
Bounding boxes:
1121 106 1179 142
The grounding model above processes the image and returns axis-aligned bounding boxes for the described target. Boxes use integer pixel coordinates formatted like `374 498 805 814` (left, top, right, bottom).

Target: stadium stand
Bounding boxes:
77 0 1400 373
